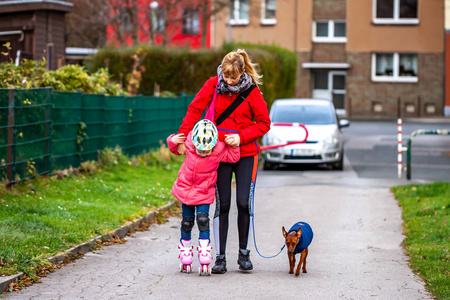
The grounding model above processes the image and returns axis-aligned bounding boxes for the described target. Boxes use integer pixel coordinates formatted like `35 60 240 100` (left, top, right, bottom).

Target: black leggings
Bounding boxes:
213 155 258 256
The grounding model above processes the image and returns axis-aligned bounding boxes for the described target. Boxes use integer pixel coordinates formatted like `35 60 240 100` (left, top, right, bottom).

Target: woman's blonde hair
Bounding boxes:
221 49 263 86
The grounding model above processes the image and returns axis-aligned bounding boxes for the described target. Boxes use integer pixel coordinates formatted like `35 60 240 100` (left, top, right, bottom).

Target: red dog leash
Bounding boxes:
259 123 309 151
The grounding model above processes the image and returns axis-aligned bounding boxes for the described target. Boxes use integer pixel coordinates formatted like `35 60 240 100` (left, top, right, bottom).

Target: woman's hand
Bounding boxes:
224 134 240 148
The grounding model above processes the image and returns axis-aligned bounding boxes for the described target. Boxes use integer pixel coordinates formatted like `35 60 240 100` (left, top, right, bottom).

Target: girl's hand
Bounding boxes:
224 134 240 148
177 142 187 155
171 133 186 144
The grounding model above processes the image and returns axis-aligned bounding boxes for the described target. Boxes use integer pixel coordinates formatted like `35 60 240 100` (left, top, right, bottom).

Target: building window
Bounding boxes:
312 20 347 43
261 0 276 25
314 71 329 90
373 0 418 24
182 9 199 35
230 0 249 25
372 53 418 82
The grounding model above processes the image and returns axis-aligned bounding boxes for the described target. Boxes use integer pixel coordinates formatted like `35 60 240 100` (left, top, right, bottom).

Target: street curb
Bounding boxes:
0 201 176 294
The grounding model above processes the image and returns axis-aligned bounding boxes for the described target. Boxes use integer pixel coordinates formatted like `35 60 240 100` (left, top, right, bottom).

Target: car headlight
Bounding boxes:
266 132 285 145
324 133 339 146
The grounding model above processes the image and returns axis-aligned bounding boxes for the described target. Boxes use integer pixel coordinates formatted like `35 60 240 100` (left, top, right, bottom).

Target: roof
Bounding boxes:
0 0 73 13
65 47 98 55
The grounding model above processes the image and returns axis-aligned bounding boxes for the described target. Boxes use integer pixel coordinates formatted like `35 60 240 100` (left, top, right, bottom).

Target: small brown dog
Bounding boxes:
282 222 313 276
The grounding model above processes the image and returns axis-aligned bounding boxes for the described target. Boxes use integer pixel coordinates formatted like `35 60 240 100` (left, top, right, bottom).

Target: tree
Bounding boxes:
196 0 228 48
65 0 230 49
65 0 110 48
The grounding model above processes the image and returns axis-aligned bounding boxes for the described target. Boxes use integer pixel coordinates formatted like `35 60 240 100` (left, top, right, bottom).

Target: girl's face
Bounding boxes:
196 149 212 157
223 72 244 86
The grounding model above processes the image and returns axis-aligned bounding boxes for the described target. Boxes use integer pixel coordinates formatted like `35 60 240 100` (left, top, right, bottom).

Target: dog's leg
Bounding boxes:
289 253 295 274
302 248 308 273
295 250 307 276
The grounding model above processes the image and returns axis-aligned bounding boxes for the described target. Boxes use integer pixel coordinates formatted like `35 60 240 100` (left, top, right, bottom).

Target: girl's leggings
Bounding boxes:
181 203 210 241
213 155 258 256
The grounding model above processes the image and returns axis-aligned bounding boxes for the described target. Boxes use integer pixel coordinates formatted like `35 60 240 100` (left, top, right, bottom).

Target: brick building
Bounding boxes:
445 0 450 116
212 0 445 118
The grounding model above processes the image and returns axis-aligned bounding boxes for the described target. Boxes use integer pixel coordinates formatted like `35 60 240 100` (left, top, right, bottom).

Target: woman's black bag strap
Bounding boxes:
216 85 256 126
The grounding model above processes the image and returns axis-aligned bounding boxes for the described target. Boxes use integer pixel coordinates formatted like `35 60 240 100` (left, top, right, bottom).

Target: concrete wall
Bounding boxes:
213 0 298 50
347 0 444 53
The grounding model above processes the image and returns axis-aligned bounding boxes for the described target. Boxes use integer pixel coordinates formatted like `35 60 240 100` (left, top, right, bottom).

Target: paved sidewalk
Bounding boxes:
5 170 431 299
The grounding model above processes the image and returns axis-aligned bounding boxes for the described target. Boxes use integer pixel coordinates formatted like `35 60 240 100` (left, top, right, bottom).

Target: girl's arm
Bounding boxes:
166 133 186 155
220 143 241 163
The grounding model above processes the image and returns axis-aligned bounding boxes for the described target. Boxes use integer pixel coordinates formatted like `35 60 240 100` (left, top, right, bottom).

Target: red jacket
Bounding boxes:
178 76 271 157
167 132 240 205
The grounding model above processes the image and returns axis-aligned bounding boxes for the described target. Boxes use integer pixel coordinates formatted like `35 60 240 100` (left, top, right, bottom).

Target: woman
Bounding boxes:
175 49 271 274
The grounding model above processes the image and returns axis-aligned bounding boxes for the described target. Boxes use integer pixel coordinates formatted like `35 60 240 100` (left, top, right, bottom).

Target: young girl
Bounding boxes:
166 119 240 274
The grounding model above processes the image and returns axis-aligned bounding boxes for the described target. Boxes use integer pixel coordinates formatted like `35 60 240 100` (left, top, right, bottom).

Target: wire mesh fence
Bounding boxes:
0 87 193 185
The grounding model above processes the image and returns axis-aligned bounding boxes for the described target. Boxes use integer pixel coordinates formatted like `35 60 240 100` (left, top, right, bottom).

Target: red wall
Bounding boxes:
106 0 210 49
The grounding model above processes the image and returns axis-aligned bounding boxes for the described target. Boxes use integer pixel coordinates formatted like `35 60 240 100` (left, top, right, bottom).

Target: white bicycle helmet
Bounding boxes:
192 119 218 151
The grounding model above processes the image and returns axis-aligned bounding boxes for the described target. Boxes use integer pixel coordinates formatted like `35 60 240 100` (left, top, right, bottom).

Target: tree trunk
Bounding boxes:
201 0 208 48
131 0 139 45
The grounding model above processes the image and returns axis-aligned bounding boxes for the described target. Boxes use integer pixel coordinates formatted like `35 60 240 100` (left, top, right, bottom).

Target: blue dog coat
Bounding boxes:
288 222 313 254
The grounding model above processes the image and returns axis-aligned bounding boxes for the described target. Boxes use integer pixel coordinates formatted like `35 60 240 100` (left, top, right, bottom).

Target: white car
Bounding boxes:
262 99 349 170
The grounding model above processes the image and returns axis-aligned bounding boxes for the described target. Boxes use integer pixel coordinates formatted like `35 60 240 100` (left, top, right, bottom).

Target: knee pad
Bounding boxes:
196 213 210 232
181 216 194 233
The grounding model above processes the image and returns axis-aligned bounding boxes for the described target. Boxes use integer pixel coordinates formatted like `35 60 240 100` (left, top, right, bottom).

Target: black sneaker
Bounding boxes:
237 249 253 270
211 255 227 274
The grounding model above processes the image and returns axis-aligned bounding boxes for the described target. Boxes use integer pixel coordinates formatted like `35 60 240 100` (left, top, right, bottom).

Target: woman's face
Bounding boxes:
223 72 244 86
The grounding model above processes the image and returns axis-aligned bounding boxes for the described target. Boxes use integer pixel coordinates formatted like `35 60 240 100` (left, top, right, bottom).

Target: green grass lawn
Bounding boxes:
0 157 181 278
391 182 450 300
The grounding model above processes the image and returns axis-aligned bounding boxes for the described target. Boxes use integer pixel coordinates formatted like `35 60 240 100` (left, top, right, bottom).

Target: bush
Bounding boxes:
0 45 124 95
85 43 297 108
85 45 225 96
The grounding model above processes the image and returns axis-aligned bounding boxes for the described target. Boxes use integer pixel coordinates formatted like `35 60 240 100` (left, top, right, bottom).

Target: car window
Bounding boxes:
272 104 336 125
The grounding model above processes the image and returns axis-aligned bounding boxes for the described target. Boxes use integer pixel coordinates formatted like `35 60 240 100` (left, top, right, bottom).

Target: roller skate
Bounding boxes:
178 239 193 273
197 239 212 276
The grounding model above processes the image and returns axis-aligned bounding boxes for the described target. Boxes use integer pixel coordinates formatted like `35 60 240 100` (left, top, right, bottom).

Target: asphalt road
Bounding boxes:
6 153 434 299
6 119 447 299
344 120 450 182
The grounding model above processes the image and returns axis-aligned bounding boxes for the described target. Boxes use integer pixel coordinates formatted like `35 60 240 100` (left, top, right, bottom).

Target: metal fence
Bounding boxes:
0 88 193 184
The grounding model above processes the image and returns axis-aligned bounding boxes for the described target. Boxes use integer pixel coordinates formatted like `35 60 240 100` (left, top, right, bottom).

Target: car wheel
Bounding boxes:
332 151 344 171
263 161 275 170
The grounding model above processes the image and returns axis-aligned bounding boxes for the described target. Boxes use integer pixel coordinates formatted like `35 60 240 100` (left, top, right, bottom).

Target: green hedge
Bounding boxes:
85 43 297 108
0 60 123 96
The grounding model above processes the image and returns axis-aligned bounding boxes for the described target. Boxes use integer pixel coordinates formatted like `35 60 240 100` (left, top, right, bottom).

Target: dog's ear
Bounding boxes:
296 227 302 238
282 226 287 238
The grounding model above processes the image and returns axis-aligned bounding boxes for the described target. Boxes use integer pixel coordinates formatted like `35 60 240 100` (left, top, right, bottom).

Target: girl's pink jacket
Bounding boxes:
167 132 240 206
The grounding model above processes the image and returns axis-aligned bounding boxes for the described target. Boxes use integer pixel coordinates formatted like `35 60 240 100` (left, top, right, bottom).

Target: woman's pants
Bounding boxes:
213 155 258 256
